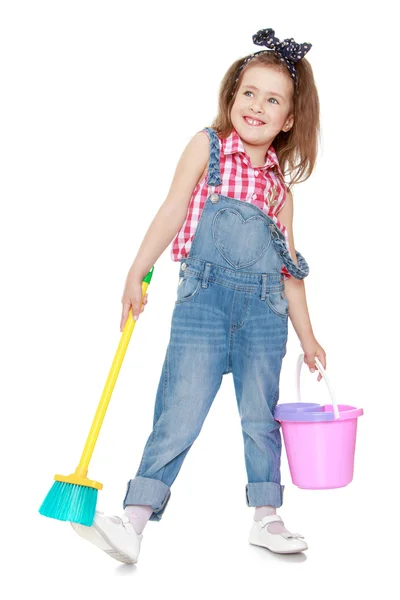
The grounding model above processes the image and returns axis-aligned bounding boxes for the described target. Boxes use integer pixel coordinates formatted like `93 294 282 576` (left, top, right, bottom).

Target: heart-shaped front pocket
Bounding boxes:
212 208 271 268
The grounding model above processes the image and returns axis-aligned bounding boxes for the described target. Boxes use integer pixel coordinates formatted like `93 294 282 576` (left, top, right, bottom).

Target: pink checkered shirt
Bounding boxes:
170 127 291 279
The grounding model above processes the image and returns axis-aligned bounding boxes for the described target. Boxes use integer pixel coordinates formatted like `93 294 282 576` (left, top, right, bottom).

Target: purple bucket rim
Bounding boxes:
274 403 364 422
275 402 321 411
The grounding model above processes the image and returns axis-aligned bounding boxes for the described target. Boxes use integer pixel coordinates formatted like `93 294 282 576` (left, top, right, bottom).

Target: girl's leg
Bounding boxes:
232 290 308 550
231 288 288 510
124 505 153 534
124 294 227 522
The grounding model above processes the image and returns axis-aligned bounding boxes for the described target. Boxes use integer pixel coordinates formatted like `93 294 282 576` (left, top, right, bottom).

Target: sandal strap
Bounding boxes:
258 515 283 527
258 515 305 539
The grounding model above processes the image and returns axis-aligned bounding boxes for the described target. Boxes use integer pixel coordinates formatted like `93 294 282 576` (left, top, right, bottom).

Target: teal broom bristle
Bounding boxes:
39 481 98 526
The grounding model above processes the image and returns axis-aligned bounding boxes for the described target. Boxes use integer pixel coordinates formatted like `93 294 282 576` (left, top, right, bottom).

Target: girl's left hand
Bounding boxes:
300 338 326 382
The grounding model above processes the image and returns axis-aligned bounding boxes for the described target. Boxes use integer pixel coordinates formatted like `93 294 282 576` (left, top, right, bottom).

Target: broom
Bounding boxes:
39 267 154 526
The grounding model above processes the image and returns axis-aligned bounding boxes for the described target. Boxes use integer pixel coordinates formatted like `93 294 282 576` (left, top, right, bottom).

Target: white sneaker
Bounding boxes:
249 515 308 554
70 510 143 564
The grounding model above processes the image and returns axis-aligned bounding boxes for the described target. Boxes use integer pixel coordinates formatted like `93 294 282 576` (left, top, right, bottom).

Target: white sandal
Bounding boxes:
70 510 142 564
249 514 308 554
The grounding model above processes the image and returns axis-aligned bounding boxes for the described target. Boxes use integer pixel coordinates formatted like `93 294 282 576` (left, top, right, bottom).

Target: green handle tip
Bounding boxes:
142 266 154 284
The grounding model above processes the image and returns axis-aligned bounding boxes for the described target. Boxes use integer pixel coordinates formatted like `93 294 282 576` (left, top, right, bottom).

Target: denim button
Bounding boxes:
181 262 187 271
210 193 219 203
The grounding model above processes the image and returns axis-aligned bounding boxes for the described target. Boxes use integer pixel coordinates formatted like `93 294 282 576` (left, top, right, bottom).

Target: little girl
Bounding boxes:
72 27 326 564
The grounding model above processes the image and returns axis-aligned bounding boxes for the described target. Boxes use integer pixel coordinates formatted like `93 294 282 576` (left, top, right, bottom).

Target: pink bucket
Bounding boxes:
274 354 363 489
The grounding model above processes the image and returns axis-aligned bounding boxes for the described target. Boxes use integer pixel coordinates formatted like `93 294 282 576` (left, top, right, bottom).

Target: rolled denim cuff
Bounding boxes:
246 482 285 508
123 476 171 521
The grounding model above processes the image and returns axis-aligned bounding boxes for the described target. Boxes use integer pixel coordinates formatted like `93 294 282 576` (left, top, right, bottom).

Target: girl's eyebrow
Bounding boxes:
242 84 284 100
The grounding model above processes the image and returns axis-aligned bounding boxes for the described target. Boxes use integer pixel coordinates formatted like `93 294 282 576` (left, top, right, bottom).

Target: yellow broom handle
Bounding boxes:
75 277 151 477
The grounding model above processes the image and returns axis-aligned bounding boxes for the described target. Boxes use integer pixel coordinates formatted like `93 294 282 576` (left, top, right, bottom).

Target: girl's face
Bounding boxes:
230 64 295 149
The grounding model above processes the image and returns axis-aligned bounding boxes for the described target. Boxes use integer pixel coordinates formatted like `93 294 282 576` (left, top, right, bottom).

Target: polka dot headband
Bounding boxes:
231 28 312 97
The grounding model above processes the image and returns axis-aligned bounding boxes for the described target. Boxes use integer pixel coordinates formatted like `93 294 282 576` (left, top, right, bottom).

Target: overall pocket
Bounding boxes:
212 208 271 269
265 287 289 318
175 274 202 305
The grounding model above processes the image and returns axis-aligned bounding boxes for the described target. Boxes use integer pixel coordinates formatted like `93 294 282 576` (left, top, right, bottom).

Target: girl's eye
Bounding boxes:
243 91 279 104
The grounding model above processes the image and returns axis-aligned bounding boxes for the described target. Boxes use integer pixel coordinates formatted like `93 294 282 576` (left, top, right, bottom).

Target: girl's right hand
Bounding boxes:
120 270 149 332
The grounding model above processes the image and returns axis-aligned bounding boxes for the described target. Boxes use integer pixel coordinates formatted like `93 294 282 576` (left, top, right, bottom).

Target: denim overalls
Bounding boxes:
123 127 309 521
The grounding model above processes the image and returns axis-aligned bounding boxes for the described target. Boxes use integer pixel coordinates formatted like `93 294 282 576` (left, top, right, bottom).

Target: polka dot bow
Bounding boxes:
232 28 312 95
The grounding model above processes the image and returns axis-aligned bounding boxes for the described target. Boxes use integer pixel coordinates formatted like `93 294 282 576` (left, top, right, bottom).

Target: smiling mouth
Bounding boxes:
243 116 265 126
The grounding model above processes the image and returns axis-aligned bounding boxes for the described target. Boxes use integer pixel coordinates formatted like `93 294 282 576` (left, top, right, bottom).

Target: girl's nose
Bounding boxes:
250 102 263 114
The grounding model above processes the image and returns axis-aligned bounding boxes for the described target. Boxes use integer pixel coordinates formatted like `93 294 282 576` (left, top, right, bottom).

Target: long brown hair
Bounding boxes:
209 52 320 191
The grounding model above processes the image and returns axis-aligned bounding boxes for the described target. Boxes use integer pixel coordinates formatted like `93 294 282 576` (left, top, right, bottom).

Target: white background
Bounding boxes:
1 0 398 596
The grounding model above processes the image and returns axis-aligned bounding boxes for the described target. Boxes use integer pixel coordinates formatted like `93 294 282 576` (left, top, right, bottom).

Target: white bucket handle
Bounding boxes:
296 353 340 420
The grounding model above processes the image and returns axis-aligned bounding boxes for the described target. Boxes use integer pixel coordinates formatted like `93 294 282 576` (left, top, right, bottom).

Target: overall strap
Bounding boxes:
202 127 221 191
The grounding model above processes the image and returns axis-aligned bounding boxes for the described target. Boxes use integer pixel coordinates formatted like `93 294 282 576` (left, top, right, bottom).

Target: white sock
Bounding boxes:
254 505 286 534
124 505 153 534
254 505 276 519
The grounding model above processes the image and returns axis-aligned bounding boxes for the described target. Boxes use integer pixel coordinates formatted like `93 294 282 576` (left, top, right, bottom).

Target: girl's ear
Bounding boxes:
283 114 294 132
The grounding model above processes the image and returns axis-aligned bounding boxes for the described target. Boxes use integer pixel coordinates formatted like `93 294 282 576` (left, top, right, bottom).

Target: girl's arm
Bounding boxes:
277 189 326 379
276 189 315 344
120 132 209 331
129 131 209 278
